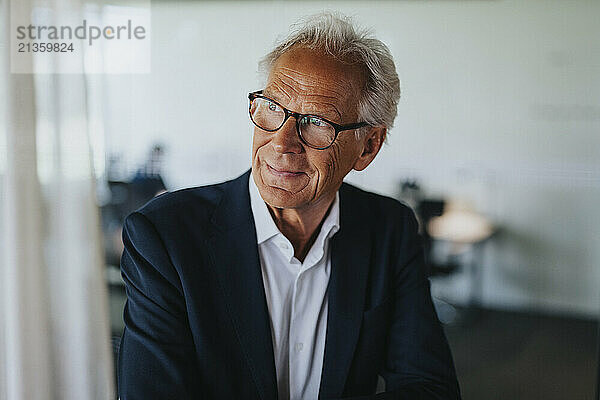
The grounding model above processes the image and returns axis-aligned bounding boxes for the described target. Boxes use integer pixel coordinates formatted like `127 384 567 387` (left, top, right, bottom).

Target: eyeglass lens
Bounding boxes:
250 97 336 149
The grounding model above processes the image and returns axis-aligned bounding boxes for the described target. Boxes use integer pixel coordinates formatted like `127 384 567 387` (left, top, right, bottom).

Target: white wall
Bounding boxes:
102 0 600 317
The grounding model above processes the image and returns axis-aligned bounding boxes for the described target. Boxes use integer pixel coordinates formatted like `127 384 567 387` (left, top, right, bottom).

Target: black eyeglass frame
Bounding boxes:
248 90 369 150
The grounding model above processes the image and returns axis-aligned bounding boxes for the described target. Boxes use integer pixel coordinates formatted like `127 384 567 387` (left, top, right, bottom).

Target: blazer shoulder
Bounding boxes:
138 182 223 217
123 170 252 243
131 170 252 232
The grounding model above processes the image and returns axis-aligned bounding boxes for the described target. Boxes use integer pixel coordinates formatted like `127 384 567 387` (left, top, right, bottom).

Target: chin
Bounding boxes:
258 185 308 210
254 164 312 207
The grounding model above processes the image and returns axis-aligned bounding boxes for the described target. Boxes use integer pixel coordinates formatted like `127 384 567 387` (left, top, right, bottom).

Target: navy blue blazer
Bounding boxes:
118 170 461 399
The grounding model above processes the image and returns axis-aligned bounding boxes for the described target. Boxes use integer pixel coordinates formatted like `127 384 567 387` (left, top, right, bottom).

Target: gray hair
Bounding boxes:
259 12 401 137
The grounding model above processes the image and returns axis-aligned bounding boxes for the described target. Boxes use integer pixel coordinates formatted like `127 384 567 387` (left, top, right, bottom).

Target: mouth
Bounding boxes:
266 163 306 178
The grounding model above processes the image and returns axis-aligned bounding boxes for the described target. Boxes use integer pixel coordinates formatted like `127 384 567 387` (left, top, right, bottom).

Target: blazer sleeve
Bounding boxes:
118 211 198 400
378 208 462 400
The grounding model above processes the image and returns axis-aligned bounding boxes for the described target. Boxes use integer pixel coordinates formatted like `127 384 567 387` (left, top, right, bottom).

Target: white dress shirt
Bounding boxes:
249 173 340 400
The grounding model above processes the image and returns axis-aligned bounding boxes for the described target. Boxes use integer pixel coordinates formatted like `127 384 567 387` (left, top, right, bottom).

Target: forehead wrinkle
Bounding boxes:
265 84 293 103
271 77 301 102
276 67 352 98
267 78 343 120
269 73 354 121
269 79 343 121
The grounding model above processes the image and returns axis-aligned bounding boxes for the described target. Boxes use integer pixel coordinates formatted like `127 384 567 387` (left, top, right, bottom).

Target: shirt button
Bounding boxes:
294 342 304 352
280 242 289 250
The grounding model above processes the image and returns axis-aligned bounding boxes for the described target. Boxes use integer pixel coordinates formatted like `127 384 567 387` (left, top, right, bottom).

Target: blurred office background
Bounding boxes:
1 1 599 399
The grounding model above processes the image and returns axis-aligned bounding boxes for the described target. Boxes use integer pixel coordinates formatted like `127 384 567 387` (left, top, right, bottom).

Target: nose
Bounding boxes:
270 116 303 154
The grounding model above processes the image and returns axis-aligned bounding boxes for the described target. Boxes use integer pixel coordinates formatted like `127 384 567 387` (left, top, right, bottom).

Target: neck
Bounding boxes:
267 193 336 262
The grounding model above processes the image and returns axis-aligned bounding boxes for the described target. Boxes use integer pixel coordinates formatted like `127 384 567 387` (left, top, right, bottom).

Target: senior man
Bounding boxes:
118 13 461 400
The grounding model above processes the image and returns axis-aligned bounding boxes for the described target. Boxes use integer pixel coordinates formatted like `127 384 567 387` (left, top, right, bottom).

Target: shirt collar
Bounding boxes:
249 172 280 244
248 171 340 246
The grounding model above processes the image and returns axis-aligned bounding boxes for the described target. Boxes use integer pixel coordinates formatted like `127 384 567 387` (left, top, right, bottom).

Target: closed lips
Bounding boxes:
267 164 305 176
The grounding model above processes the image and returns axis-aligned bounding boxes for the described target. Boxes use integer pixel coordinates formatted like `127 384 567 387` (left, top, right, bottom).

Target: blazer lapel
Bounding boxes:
319 184 372 399
206 170 277 400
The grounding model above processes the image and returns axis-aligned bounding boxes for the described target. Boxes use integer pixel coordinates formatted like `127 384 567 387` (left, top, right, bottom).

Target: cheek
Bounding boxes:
252 130 268 161
314 139 360 184
309 148 340 188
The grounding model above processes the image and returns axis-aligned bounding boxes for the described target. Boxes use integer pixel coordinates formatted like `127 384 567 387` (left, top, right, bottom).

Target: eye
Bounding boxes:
309 117 326 127
267 101 280 112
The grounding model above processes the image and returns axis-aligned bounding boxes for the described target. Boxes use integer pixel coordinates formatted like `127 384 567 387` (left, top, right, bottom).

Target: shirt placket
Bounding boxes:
288 263 301 399
291 253 321 400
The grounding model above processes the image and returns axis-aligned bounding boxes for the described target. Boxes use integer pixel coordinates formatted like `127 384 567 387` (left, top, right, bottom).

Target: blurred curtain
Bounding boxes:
1 0 114 399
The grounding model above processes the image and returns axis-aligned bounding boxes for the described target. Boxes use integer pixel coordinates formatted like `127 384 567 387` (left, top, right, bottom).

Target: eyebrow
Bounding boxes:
303 101 342 122
263 88 343 123
262 87 289 104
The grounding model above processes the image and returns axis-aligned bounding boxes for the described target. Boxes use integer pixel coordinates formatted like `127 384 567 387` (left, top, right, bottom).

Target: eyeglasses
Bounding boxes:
248 90 369 150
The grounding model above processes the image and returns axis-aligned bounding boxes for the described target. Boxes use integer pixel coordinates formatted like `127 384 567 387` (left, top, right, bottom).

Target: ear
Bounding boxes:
353 126 387 171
